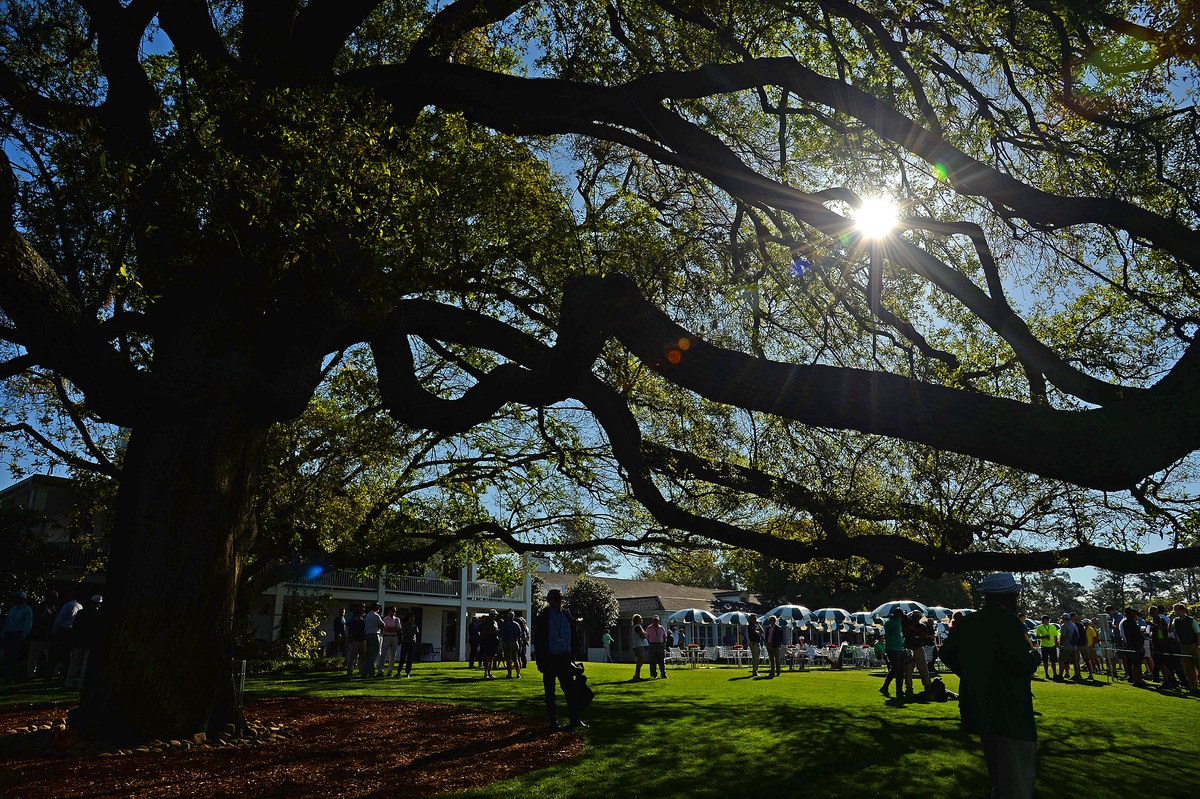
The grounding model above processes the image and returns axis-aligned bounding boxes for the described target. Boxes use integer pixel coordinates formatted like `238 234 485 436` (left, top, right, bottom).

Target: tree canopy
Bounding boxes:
4 0 1200 740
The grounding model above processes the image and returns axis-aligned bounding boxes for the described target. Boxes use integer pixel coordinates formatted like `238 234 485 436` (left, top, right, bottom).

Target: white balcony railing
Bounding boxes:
49 541 104 570
285 568 525 603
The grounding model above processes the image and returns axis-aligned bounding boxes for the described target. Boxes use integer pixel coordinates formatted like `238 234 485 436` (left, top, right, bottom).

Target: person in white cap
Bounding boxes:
939 572 1041 799
64 595 103 689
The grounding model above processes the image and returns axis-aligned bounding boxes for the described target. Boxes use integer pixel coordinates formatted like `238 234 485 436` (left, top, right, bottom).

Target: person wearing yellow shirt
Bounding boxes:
1034 615 1059 679
1081 618 1100 677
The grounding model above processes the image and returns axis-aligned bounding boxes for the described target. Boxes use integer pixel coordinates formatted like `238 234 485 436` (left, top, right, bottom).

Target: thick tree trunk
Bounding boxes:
70 412 268 744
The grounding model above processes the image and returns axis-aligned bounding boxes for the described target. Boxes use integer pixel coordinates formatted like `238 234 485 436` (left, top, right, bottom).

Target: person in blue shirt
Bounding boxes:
2 590 33 682
533 589 587 730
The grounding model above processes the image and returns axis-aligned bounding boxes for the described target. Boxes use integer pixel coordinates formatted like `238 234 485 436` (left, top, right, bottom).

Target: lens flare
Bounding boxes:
854 197 899 239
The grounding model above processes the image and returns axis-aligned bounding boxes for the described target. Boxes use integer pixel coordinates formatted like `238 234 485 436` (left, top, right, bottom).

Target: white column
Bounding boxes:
377 568 387 609
272 583 286 642
458 564 470 662
522 553 533 621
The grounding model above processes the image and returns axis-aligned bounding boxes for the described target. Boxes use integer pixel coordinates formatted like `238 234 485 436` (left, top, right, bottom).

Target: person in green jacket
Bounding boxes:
879 607 907 698
940 573 1041 799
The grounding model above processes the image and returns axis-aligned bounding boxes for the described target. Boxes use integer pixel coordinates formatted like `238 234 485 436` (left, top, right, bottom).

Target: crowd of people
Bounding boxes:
331 603 533 682
333 602 422 678
1023 603 1199 691
869 600 1200 698
0 588 104 687
465 608 530 680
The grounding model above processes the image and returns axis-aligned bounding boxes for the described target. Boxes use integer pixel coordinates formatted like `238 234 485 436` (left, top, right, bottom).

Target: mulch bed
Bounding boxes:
0 697 583 798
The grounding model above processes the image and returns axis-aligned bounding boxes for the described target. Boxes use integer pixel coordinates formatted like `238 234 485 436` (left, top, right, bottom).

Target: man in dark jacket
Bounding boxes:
1120 608 1146 686
940 573 1041 799
468 616 481 669
64 595 103 689
532 589 587 731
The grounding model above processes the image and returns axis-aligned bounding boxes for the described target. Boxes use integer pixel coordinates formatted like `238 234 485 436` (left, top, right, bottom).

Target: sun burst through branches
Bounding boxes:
853 196 899 239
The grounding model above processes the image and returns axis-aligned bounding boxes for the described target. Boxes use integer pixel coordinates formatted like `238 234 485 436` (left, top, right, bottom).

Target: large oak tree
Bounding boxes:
4 0 1200 741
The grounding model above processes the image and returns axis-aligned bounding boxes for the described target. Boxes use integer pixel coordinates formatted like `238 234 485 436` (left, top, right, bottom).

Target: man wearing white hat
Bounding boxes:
940 573 1041 799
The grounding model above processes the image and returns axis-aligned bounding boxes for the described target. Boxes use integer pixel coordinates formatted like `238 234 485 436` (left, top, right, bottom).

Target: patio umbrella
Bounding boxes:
666 608 718 647
952 608 976 617
716 611 751 647
716 611 751 625
926 606 953 621
849 612 880 643
812 608 853 643
812 607 853 625
871 600 930 621
763 604 813 624
1022 618 1037 631
665 608 718 625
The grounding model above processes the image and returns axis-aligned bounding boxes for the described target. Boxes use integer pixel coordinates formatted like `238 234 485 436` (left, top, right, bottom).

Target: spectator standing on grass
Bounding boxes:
1067 612 1091 679
764 615 785 677
50 592 82 679
1057 613 1082 680
64 595 102 689
1120 608 1146 687
1081 619 1100 677
1171 603 1199 692
630 613 648 680
1 590 32 683
600 629 614 663
879 608 907 699
25 589 58 679
379 607 401 676
517 612 530 668
901 609 934 695
939 573 1041 799
468 615 481 669
362 602 384 677
533 588 588 730
645 616 668 679
1147 606 1184 689
1096 609 1116 676
478 610 500 679
397 612 419 677
747 613 765 676
344 603 366 676
333 607 347 658
1034 615 1058 679
500 610 523 678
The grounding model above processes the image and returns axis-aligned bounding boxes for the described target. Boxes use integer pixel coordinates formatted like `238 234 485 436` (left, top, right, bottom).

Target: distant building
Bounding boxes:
2 476 769 663
273 563 530 662
0 474 107 585
0 474 528 661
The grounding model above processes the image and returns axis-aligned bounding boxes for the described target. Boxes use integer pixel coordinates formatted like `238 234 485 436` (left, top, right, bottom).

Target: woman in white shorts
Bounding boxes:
631 613 648 681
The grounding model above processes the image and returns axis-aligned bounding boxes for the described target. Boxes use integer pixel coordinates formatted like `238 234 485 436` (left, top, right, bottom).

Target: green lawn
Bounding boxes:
246 662 1199 799
4 663 1195 797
